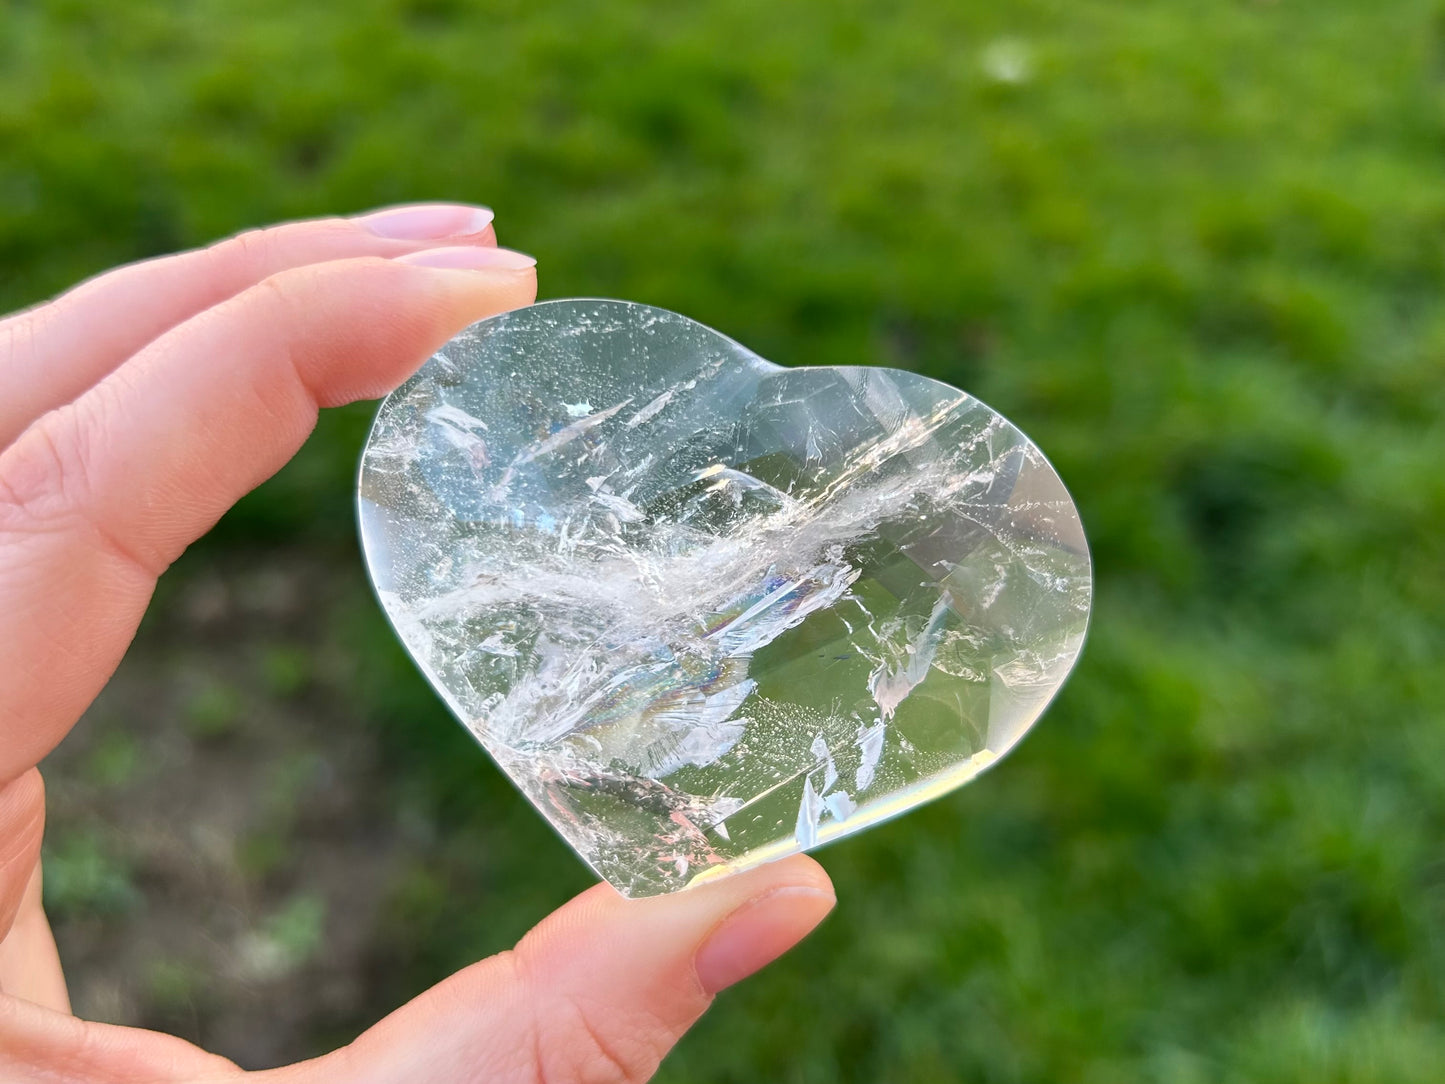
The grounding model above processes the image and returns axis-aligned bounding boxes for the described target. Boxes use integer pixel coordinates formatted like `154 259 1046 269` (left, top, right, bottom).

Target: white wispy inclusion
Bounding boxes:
855 721 887 793
796 776 823 847
824 790 857 822
358 300 1092 897
866 593 953 722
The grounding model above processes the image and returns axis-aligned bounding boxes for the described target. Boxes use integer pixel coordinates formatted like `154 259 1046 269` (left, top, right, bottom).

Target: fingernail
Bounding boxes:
694 886 835 994
395 246 537 271
356 203 495 240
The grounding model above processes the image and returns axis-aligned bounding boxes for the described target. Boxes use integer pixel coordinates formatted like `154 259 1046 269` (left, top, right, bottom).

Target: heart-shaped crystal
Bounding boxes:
358 299 1091 896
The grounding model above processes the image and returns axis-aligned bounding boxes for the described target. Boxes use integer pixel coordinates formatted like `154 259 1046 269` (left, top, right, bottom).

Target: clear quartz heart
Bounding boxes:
358 299 1091 896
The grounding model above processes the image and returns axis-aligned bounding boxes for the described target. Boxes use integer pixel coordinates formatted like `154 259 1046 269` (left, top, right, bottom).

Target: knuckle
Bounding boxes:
210 224 279 275
210 216 353 277
250 261 329 318
231 267 314 360
252 266 299 312
244 272 312 390
508 951 668 1084
0 400 153 576
0 410 92 535
535 1001 657 1084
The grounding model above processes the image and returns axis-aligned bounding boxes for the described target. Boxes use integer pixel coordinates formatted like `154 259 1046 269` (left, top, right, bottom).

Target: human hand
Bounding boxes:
0 205 836 1082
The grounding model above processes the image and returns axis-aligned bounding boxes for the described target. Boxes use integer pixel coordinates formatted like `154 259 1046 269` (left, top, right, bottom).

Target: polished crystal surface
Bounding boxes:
358 299 1091 896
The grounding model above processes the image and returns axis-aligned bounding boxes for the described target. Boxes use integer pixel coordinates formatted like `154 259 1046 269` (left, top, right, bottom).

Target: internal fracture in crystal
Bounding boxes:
358 299 1091 897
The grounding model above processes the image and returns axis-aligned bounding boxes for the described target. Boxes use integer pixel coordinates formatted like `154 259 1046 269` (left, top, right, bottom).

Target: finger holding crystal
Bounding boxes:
0 255 536 785
0 205 499 449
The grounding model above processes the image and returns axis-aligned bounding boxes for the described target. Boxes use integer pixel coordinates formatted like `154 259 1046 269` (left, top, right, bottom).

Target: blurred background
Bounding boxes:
4 1 1445 1080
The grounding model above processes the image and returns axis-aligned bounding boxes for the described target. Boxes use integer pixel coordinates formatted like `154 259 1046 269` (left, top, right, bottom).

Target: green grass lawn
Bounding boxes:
6 1 1445 1079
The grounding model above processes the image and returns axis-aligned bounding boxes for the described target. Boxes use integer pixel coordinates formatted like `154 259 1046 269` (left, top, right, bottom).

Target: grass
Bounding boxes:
6 0 1445 1079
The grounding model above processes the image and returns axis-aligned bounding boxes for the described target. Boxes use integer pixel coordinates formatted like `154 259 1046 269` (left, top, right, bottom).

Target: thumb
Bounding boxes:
287 855 834 1084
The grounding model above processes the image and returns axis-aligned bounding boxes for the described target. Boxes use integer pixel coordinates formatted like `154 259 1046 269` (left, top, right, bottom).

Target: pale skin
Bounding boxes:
0 203 835 1083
